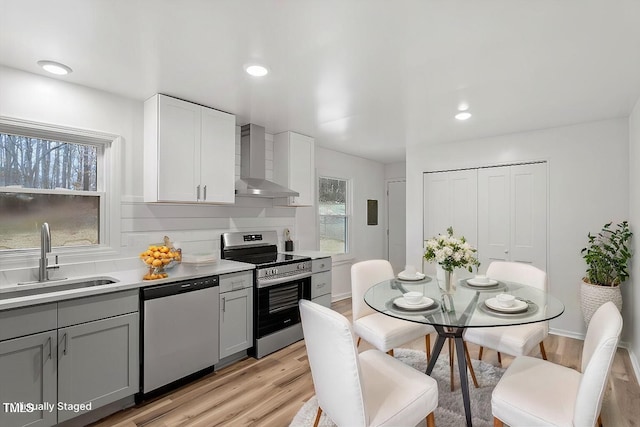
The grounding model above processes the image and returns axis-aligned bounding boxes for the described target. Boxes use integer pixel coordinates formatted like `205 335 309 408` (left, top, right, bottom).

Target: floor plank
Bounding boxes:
92 299 640 427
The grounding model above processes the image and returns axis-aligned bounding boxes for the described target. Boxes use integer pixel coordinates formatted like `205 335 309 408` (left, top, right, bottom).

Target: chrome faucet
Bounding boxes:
39 222 60 282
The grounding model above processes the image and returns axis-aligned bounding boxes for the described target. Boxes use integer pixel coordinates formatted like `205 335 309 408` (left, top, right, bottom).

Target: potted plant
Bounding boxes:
580 221 632 324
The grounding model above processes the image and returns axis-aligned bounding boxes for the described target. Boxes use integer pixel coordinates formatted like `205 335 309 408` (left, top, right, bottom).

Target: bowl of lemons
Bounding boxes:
140 243 182 280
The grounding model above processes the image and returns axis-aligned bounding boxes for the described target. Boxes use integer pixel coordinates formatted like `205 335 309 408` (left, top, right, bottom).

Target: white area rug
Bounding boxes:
289 348 505 427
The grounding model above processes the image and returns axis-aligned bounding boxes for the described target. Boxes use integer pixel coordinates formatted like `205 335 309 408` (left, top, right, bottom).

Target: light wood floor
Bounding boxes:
92 298 640 427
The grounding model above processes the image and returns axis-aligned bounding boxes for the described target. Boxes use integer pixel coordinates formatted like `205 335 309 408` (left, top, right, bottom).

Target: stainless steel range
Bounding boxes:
221 231 312 358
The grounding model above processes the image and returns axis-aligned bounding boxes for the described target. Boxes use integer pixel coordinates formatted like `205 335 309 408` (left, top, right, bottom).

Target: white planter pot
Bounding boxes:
579 280 622 325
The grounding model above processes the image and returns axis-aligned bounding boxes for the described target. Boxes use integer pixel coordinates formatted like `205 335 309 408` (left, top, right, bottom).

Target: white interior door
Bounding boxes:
477 162 547 271
510 163 547 269
387 180 406 274
478 166 510 268
423 170 478 245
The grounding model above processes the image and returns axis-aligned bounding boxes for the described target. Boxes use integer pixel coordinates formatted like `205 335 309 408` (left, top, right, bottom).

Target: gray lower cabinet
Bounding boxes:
311 257 332 308
0 290 139 427
57 313 139 423
219 271 253 359
0 330 57 427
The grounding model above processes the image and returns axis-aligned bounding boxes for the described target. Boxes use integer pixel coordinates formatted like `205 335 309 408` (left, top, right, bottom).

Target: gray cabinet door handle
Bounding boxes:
197 185 201 201
222 297 226 312
62 333 68 355
204 185 207 201
47 336 52 360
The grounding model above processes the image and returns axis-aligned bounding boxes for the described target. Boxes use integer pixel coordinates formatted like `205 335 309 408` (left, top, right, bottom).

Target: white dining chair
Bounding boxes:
464 261 549 365
351 260 435 359
299 299 438 427
492 301 622 427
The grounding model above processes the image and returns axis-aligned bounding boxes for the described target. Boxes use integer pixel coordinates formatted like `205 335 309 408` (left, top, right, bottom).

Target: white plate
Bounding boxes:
484 297 528 313
397 272 426 281
393 296 434 310
466 278 499 287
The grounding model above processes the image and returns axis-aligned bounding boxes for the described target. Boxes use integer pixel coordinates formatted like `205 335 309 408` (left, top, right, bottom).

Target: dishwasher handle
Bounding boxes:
142 276 219 300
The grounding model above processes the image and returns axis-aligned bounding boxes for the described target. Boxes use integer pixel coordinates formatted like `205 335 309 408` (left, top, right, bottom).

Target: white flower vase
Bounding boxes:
437 265 455 294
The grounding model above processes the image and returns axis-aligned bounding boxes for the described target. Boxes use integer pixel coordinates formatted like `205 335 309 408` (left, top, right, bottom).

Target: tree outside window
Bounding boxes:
0 133 102 250
319 176 349 254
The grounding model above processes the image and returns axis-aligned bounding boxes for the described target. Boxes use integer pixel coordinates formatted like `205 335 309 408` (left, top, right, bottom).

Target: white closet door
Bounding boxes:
510 163 547 269
478 163 547 271
478 166 510 268
423 169 478 246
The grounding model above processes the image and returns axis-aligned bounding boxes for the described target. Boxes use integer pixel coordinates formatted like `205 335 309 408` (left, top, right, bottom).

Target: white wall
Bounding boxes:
385 161 406 180
406 118 629 337
628 98 640 375
316 147 387 300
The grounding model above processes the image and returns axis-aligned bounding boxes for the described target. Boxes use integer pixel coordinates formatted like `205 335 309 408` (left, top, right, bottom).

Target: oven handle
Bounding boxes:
257 272 312 288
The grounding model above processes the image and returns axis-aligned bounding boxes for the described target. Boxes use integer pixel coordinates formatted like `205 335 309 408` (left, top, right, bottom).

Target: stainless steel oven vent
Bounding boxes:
235 124 299 198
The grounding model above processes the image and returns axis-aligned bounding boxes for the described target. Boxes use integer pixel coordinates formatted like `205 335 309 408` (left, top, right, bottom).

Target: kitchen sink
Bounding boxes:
0 277 118 300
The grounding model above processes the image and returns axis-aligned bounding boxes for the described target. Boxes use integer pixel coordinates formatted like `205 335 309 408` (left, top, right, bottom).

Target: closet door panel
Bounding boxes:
478 166 510 268
510 163 547 269
424 170 477 257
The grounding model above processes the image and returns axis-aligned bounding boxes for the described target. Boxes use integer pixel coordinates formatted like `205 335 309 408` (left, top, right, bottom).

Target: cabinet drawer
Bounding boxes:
311 271 332 299
312 257 331 273
220 271 253 293
0 303 57 341
58 290 138 327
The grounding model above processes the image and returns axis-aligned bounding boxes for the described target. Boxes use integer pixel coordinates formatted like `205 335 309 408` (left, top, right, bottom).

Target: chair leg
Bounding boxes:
493 417 504 427
313 407 323 427
497 351 502 366
387 349 394 357
463 341 479 388
426 334 432 363
426 411 435 427
478 346 484 360
540 341 548 360
357 337 361 347
449 338 455 391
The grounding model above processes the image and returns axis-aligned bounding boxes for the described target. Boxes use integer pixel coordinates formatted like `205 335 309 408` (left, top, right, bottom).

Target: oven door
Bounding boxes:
256 276 311 339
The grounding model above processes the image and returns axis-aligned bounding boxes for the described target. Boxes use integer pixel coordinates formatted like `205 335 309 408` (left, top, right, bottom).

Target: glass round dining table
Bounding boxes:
364 275 565 427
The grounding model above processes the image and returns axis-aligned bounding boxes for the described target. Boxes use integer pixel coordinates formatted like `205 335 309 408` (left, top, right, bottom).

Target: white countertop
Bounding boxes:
286 250 332 260
0 259 254 311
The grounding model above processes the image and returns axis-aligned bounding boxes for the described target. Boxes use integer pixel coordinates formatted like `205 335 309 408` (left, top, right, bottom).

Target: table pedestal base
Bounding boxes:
425 326 472 427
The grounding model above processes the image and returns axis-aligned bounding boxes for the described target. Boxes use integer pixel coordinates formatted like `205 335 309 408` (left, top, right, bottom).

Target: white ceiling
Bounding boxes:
1 0 640 163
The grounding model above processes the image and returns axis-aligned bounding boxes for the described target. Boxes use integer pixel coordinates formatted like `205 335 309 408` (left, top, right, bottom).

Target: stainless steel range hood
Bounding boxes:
235 124 299 198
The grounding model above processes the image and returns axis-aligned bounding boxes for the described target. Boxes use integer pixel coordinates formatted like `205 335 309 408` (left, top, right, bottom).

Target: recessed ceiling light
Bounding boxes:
455 111 472 121
37 60 72 75
245 64 269 77
458 103 469 111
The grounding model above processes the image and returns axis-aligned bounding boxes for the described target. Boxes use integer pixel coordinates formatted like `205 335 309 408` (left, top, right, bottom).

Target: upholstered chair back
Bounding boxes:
486 261 547 291
299 299 368 426
574 301 622 426
351 260 395 321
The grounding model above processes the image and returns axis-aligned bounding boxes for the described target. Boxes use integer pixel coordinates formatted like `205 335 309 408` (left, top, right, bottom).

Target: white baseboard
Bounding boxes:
550 327 585 341
331 292 352 302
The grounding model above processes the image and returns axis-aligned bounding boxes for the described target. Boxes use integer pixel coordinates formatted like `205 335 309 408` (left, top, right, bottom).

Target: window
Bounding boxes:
318 176 349 254
0 120 112 252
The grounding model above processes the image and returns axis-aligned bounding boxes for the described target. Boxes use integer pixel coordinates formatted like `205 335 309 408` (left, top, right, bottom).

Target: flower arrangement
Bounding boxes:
424 227 480 272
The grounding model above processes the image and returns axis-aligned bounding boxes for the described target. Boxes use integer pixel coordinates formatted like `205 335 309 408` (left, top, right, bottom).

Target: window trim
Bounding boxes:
317 174 352 260
0 116 121 264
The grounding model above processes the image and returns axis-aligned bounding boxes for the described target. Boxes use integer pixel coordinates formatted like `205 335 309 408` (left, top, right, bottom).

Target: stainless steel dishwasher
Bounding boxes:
140 276 219 397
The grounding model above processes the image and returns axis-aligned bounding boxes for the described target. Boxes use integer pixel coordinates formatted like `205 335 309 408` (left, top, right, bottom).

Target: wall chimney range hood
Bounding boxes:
235 124 299 198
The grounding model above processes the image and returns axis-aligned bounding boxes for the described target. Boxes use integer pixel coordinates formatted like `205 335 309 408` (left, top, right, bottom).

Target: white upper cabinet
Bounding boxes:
144 94 236 203
273 131 315 206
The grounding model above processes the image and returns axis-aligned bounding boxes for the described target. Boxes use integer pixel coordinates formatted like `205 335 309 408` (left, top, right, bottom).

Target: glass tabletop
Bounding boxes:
364 276 565 328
